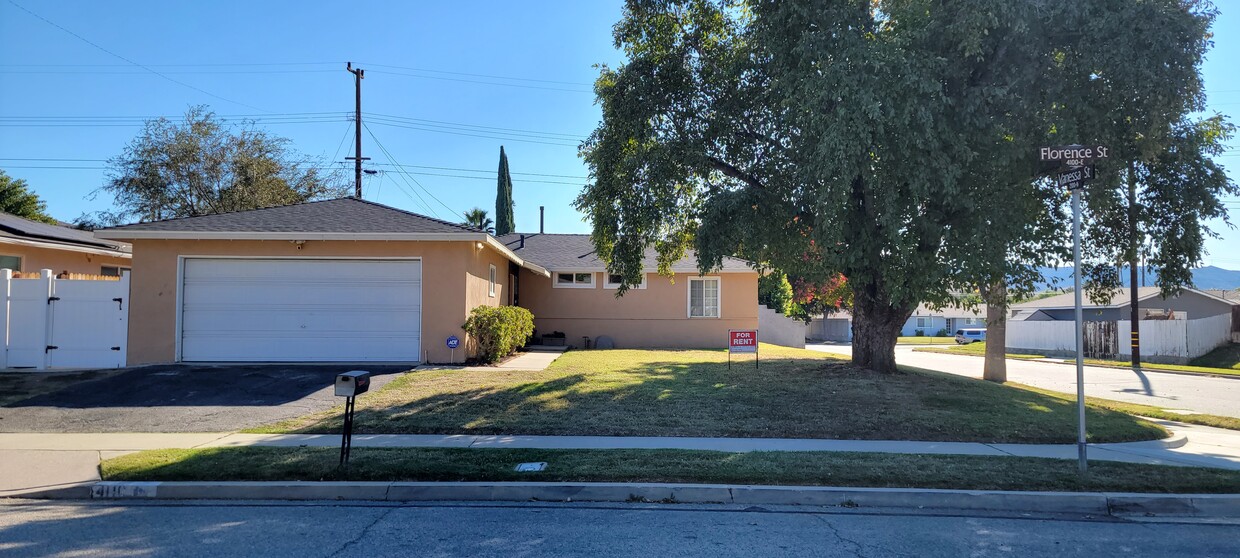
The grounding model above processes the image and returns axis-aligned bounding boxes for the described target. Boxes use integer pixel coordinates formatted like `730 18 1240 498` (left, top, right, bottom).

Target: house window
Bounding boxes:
688 277 720 318
604 272 647 289
489 264 497 297
553 272 595 288
0 255 21 272
916 317 928 328
101 266 130 277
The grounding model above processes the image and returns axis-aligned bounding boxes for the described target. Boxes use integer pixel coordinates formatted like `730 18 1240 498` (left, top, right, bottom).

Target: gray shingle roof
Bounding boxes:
97 198 480 235
1011 287 1237 309
0 212 129 252
496 233 753 273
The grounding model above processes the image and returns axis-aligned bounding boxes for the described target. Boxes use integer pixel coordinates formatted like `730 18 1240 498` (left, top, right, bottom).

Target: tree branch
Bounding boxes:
706 156 765 189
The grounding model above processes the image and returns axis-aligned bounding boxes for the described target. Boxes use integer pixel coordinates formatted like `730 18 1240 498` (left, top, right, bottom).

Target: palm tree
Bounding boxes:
462 207 495 234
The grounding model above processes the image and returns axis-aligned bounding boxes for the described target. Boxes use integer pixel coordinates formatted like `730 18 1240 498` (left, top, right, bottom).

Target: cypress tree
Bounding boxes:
495 146 515 235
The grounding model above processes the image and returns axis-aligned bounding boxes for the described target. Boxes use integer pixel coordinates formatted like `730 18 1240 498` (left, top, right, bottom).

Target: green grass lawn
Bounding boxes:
1189 343 1240 371
251 345 1166 443
896 336 956 345
912 342 1046 360
101 447 1240 494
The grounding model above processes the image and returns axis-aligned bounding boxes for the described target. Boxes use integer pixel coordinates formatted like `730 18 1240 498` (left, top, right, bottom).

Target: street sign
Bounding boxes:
1039 144 1109 164
1058 165 1095 185
446 335 460 349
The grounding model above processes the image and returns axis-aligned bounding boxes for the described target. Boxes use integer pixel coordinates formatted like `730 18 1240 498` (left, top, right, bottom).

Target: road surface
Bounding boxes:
809 344 1240 418
0 500 1236 558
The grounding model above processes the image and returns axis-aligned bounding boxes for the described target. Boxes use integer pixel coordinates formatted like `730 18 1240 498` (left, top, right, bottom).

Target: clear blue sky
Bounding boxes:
1 1 1237 268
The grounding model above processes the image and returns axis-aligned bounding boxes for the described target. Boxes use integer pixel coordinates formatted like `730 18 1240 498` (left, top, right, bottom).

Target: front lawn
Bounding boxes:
101 447 1240 494
913 342 1046 360
895 336 955 345
252 346 1165 443
1189 343 1240 371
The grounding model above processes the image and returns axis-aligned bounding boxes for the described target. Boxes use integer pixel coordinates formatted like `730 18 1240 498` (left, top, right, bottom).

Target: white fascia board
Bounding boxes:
93 230 490 242
549 266 755 274
0 236 132 258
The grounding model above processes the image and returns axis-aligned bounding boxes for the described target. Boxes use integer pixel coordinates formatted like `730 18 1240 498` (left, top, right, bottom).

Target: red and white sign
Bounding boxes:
729 329 758 353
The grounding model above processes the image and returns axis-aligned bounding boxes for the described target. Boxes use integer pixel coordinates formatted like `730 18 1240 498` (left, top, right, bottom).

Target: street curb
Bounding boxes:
24 481 1232 517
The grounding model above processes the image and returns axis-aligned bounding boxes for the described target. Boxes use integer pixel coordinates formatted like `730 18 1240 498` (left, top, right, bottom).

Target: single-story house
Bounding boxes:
0 212 131 276
95 198 758 365
498 233 757 349
807 310 852 342
1009 287 1236 322
901 302 987 337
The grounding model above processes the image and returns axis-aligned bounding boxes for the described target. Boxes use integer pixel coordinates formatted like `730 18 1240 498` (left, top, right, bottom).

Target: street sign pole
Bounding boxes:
1071 184 1088 474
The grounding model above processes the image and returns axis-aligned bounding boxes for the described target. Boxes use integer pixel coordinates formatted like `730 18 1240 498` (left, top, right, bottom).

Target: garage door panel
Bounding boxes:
180 258 422 362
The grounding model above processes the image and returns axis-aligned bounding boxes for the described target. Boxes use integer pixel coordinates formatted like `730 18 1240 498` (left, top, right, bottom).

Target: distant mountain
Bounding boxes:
1034 265 1240 291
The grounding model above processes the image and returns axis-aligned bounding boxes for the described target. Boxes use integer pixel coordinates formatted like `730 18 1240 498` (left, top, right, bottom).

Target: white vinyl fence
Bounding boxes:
2 269 129 370
1007 314 1233 363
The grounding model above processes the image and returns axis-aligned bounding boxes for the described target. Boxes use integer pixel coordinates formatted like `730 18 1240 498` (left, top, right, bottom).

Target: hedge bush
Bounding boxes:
462 305 535 364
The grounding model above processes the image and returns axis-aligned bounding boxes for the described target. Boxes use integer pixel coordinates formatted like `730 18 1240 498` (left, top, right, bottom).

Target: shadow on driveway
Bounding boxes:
0 363 412 433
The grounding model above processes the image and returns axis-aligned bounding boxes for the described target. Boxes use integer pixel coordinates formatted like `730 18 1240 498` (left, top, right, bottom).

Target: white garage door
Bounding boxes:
180 258 422 362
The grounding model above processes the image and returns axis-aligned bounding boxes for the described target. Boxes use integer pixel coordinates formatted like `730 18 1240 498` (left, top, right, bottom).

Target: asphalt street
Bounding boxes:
0 500 1236 558
809 344 1240 418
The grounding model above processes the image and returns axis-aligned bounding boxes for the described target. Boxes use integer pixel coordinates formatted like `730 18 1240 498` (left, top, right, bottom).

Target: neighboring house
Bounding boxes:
807 310 852 342
1009 287 1236 322
0 212 131 276
497 233 758 350
901 302 987 337
95 198 759 365
1204 288 1240 302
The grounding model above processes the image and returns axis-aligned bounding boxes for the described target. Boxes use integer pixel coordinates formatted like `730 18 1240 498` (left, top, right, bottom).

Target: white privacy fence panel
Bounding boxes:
2 269 129 370
1008 314 1233 361
1007 320 1076 352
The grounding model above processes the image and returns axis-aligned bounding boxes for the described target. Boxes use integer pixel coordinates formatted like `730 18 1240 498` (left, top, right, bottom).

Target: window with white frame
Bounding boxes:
688 277 720 318
489 264 497 297
604 272 647 289
554 272 595 288
916 317 928 328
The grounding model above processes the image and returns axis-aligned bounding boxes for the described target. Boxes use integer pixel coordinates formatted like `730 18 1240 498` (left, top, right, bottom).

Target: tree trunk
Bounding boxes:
851 290 913 373
979 280 1008 383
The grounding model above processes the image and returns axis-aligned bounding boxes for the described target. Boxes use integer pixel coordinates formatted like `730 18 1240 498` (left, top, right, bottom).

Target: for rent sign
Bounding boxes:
729 330 758 353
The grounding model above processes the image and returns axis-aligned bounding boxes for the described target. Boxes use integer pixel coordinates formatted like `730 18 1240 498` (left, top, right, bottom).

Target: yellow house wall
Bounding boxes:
517 269 758 349
0 240 130 275
122 238 495 365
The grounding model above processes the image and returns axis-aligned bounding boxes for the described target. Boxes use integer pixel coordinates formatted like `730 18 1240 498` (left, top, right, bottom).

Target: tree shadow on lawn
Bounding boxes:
279 352 1165 444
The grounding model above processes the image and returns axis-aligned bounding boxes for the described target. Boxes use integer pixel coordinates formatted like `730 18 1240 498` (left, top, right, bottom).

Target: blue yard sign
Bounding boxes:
446 335 461 349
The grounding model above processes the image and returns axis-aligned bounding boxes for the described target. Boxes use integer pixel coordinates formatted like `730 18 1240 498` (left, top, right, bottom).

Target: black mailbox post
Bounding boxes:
336 370 371 469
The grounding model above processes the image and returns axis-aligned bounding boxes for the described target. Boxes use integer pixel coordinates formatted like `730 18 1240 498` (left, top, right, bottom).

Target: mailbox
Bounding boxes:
335 370 371 397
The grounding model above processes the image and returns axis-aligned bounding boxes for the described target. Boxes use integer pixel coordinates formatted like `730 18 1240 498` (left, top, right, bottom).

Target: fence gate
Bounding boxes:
2 269 128 370
1232 306 1240 343
1082 320 1118 360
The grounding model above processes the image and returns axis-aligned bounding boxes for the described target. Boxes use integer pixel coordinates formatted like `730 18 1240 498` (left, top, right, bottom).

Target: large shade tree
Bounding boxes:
0 170 57 224
83 106 346 226
577 0 1220 373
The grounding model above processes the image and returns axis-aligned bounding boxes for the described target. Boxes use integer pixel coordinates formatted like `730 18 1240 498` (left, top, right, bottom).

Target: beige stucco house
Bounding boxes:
0 212 131 276
95 198 758 365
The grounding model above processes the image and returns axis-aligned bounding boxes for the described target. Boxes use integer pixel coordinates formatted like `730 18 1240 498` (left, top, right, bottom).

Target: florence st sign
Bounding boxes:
1039 144 1110 169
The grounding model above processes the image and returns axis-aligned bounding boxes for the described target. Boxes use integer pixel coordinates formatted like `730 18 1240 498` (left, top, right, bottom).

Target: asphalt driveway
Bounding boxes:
0 364 411 433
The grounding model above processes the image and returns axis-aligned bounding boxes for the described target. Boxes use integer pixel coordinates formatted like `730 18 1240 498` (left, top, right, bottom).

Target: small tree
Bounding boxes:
87 106 346 225
758 270 794 315
495 146 515 235
0 171 57 224
463 207 495 233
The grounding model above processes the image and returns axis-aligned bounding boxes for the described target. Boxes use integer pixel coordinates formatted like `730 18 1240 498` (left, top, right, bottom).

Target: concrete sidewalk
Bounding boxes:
418 346 567 372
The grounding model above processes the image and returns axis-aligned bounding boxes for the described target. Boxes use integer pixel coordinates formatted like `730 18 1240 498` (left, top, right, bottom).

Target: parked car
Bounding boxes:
955 328 986 344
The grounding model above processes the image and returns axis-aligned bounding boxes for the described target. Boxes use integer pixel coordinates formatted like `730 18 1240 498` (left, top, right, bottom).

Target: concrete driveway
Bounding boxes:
0 363 411 433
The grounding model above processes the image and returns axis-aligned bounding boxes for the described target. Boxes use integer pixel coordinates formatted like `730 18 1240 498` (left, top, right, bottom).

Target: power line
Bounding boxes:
359 62 592 86
0 157 590 181
364 112 587 140
367 120 579 147
363 123 465 220
5 0 268 112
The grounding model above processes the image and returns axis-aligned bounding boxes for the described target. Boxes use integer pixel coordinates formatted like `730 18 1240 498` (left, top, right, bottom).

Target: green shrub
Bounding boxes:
463 306 535 364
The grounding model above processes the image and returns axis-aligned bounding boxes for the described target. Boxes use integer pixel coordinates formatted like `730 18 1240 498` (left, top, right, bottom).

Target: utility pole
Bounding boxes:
346 62 366 198
1128 161 1141 371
